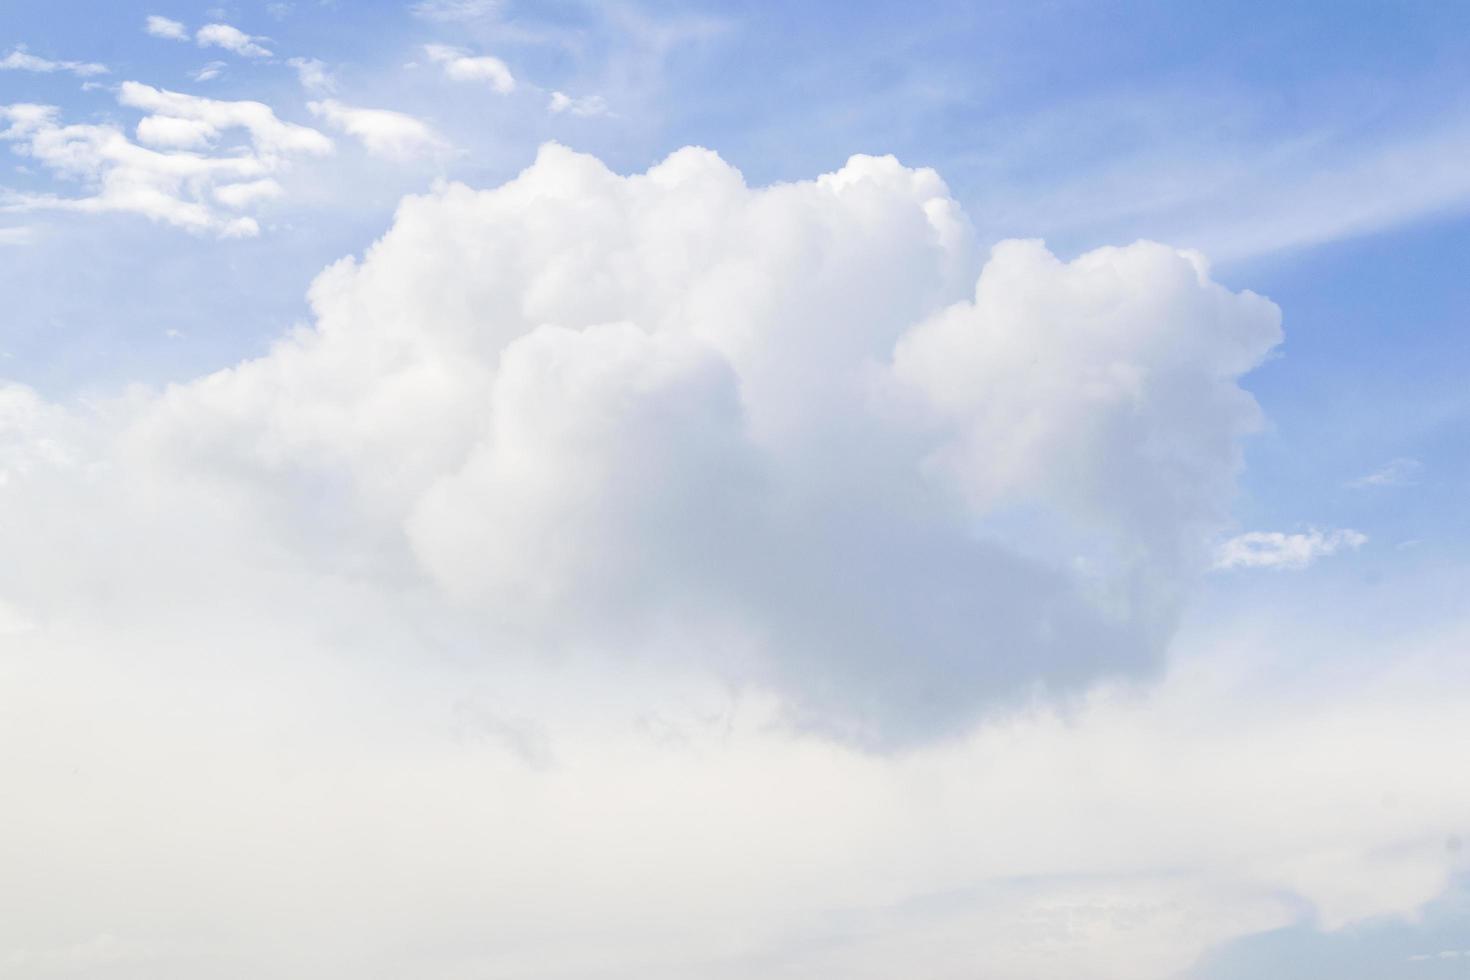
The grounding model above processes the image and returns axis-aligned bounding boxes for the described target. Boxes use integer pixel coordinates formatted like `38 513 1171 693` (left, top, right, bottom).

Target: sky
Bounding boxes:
2 1 1468 977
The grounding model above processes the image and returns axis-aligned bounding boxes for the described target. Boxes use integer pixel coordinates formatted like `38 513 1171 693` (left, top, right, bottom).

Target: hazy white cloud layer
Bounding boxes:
2 147 1464 978
0 83 330 236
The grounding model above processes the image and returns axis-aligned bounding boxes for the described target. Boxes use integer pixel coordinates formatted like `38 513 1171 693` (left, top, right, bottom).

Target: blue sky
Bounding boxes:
2 2 1468 978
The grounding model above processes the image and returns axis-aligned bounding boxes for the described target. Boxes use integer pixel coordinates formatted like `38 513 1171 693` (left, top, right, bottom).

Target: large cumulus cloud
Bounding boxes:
5 146 1469 980
17 143 1280 744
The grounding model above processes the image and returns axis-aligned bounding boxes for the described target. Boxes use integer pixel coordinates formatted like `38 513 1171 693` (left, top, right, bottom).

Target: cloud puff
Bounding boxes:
288 56 335 93
424 44 515 92
307 99 445 159
106 144 1281 743
196 23 273 59
0 85 330 236
1214 528 1367 570
548 90 611 117
0 47 108 77
145 15 189 41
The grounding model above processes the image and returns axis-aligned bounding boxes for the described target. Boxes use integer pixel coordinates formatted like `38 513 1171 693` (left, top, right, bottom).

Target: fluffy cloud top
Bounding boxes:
1215 527 1367 570
94 143 1281 742
424 43 516 92
0 85 330 236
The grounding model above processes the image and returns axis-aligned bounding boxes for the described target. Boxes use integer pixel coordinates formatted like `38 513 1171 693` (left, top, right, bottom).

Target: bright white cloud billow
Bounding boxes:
4 146 1464 980
3 145 1278 742
1215 528 1368 570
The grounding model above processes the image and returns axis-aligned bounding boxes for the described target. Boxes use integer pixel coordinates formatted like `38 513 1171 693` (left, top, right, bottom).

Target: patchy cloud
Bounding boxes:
190 61 227 83
1350 456 1422 488
0 47 108 77
411 0 500 21
196 23 273 59
145 15 189 41
548 90 610 117
0 84 331 236
308 100 445 159
288 57 335 93
1215 528 1367 570
424 43 515 92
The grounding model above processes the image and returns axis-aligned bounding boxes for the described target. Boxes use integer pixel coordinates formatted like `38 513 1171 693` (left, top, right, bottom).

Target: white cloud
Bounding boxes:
104 144 1279 742
1214 528 1367 570
0 47 108 78
424 44 515 93
190 61 227 83
1 85 330 237
0 225 31 246
287 56 335 93
548 90 610 117
135 114 217 149
412 0 499 21
212 178 284 208
118 82 332 157
145 15 189 41
1350 456 1421 488
307 99 445 159
1 148 1466 979
196 23 273 59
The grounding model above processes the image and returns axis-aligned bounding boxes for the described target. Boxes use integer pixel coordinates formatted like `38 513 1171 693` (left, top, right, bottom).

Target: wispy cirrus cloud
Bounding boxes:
1349 456 1422 488
0 46 108 78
